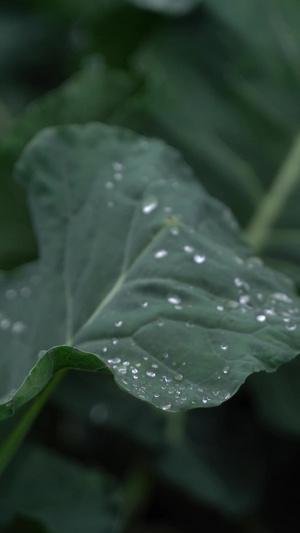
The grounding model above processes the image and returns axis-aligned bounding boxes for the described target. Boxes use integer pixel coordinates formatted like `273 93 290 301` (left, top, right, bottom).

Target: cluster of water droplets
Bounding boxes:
0 283 35 335
99 162 299 410
210 255 300 335
105 161 125 208
102 325 233 409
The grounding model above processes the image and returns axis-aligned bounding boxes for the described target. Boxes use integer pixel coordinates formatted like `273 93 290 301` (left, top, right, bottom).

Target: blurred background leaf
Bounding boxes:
0 445 123 533
126 0 201 16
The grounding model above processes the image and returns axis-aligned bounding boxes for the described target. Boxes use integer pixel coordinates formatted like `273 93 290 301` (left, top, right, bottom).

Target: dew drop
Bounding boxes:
132 368 138 374
108 357 121 364
11 321 26 334
141 301 149 308
113 172 123 181
223 366 230 374
273 292 292 303
286 324 297 331
154 249 168 259
157 320 164 327
113 162 123 172
256 314 266 323
167 295 181 305
186 321 194 328
184 245 194 253
174 373 183 382
112 338 118 345
102 347 108 353
146 371 156 378
217 305 224 311
117 367 127 375
265 308 275 316
5 289 16 300
163 352 169 359
36 349 46 361
162 403 172 411
1 319 11 330
193 254 206 264
105 181 114 189
142 196 158 214
220 344 228 351
234 278 245 288
164 206 172 214
115 321 123 328
170 227 179 236
239 295 250 305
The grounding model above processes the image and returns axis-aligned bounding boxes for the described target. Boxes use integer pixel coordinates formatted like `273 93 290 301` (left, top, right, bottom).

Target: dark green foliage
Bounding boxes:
0 1 299 532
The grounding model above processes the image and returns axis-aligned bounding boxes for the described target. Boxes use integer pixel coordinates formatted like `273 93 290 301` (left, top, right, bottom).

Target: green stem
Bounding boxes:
245 133 300 251
165 411 186 445
122 464 154 532
0 371 65 477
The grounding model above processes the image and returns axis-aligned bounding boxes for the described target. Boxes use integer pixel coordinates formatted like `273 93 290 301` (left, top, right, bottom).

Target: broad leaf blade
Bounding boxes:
0 123 300 418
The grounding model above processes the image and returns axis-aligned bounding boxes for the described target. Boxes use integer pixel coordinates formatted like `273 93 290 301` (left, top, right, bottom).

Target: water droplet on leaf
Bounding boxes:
154 249 168 259
142 196 158 214
193 254 206 264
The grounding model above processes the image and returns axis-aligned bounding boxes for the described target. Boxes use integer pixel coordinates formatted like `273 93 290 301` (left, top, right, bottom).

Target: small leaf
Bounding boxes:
0 123 300 418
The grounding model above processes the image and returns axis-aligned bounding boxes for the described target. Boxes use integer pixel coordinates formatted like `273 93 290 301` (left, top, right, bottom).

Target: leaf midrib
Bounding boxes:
69 224 168 345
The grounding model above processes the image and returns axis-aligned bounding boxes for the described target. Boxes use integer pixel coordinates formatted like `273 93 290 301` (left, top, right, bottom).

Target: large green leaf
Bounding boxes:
0 445 122 533
0 58 136 270
0 123 300 419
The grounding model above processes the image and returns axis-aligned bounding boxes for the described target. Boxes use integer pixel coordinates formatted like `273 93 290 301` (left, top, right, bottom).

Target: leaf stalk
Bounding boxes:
246 133 300 251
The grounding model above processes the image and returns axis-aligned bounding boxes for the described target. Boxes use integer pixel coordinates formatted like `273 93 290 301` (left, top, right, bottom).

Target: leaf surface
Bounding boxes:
0 123 300 418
